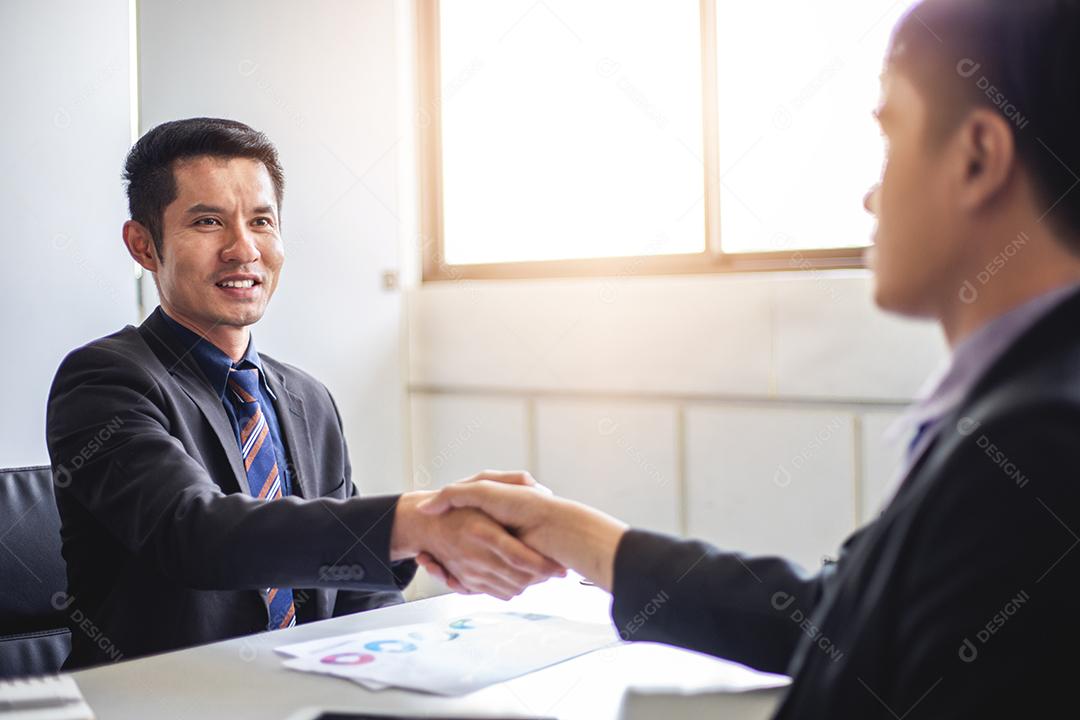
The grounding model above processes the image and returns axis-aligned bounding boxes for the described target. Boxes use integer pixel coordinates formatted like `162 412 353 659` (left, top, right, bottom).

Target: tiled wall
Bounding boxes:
406 271 943 574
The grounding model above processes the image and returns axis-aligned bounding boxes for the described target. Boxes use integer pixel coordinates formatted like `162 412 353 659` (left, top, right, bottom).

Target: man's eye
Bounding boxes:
194 217 221 226
252 217 272 227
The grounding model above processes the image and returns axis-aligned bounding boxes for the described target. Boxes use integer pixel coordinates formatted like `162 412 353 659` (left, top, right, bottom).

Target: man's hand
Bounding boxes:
390 471 566 600
414 478 629 592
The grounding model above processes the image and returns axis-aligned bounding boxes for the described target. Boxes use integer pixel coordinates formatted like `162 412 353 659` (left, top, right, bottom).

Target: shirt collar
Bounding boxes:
888 281 1080 445
157 308 276 402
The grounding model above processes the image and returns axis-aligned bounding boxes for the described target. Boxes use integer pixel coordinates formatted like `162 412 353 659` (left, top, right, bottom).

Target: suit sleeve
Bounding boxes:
331 477 416 615
319 386 412 617
330 386 417 614
611 529 831 673
47 344 408 593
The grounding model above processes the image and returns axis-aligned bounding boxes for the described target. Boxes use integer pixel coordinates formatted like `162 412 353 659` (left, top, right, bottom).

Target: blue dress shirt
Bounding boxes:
158 308 293 497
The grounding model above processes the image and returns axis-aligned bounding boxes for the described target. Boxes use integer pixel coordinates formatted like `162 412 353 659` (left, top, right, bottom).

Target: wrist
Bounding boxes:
390 490 435 561
545 498 628 592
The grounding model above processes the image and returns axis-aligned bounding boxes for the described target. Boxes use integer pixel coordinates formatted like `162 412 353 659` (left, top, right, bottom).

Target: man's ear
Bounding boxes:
954 107 1017 212
123 220 160 273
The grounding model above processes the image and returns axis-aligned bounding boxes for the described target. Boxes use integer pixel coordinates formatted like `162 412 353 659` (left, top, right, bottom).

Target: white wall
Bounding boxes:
0 0 136 467
407 272 946 570
137 0 409 495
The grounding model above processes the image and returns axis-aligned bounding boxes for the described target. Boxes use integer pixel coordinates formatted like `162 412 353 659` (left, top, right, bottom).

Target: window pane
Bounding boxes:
439 0 705 265
715 1 917 253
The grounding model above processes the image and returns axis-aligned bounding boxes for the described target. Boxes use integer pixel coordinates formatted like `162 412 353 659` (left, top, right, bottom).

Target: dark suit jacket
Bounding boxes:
611 287 1080 718
46 308 415 669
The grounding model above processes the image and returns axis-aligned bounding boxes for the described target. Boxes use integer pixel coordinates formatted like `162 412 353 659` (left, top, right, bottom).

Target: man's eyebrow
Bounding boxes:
183 203 277 216
184 203 227 215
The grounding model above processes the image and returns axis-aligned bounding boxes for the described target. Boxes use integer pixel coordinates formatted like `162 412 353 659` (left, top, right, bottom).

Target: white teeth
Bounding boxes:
218 280 255 289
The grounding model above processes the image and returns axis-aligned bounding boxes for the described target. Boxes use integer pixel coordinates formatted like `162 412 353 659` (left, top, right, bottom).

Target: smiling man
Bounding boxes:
46 118 561 669
416 1 1080 717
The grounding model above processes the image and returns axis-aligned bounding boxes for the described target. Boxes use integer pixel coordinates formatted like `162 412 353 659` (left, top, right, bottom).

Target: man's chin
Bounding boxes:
871 281 896 314
871 273 936 321
867 252 908 315
866 248 889 308
214 306 267 329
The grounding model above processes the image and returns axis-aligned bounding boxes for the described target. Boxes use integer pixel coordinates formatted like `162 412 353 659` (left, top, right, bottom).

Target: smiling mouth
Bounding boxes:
216 279 261 289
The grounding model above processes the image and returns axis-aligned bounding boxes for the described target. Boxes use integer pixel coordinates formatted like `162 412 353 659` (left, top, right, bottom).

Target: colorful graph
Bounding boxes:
320 652 376 666
364 639 418 653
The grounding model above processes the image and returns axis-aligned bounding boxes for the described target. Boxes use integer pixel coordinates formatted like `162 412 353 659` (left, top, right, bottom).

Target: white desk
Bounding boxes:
71 577 784 719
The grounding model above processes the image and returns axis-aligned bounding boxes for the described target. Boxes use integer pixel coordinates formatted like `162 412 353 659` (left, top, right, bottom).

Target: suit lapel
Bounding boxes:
139 309 318 500
264 364 316 500
171 367 251 496
138 309 250 496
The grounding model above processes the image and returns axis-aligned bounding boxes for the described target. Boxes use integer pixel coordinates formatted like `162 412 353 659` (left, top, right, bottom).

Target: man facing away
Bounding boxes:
418 1 1080 717
46 118 562 669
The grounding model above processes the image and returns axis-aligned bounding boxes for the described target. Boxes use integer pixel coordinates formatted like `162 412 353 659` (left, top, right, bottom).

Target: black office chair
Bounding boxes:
0 465 71 678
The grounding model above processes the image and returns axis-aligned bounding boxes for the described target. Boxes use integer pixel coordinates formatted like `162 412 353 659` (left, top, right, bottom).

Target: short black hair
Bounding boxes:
887 0 1080 245
123 118 285 258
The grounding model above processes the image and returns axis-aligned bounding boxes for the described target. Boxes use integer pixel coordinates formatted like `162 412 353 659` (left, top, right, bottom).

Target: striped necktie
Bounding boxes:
228 367 296 630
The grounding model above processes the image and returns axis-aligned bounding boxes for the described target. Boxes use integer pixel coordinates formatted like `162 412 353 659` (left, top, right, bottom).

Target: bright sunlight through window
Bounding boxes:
715 1 917 253
435 0 919 267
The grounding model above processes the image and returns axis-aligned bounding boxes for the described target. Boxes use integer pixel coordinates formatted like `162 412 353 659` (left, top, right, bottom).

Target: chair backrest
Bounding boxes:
0 465 70 677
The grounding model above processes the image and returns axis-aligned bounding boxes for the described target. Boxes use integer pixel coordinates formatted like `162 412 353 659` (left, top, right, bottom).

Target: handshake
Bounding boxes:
388 471 629 599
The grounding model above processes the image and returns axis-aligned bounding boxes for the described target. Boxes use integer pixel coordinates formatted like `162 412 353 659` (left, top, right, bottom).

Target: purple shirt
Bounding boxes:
881 282 1080 507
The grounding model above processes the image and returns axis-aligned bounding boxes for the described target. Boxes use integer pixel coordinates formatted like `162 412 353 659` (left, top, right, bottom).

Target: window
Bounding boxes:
419 0 916 280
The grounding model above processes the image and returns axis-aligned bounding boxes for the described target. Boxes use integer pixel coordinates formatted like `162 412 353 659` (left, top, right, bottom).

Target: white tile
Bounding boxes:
685 406 856 570
410 273 948 402
409 274 773 396
409 394 529 489
772 273 948 401
535 400 680 534
859 411 907 523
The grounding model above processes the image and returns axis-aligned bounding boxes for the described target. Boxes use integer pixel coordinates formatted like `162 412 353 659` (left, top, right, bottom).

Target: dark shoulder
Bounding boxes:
967 294 1080 421
902 339 1080 525
916 369 1080 523
54 325 163 381
47 325 171 426
965 339 1080 435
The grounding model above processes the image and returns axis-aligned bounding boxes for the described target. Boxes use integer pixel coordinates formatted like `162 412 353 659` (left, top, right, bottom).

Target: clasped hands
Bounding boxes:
390 470 628 599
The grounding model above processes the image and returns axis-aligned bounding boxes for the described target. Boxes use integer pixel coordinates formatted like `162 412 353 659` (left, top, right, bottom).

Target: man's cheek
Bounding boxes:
269 243 285 270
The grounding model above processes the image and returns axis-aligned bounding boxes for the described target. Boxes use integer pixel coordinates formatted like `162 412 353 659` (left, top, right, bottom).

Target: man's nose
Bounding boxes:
222 224 261 263
863 184 880 215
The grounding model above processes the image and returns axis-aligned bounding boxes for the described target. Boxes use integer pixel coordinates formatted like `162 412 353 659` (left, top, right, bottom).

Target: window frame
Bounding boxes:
417 0 868 282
